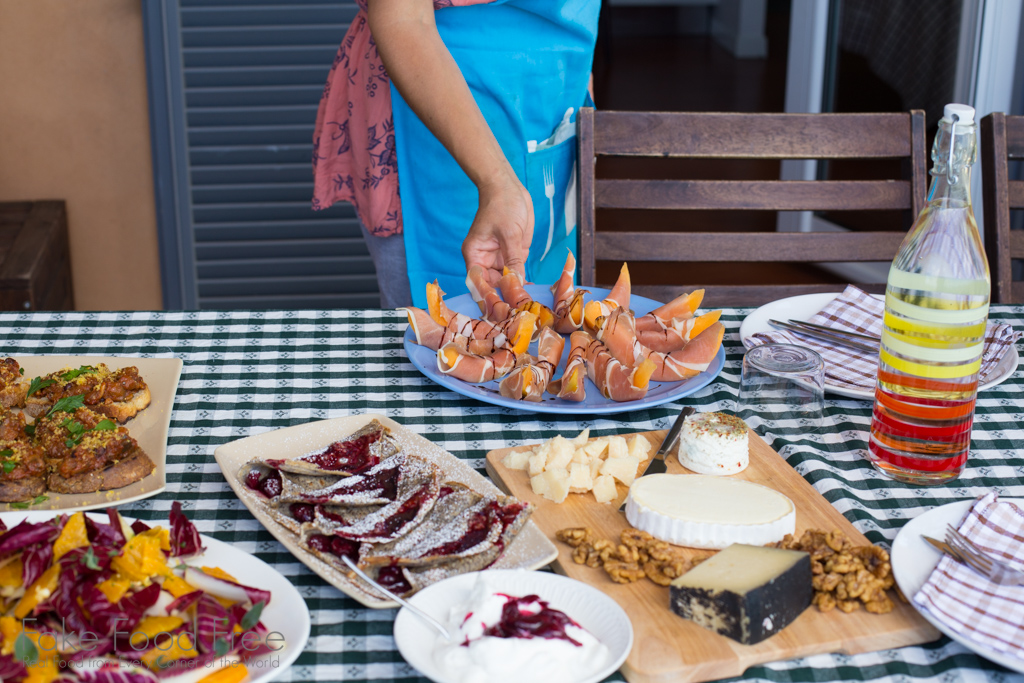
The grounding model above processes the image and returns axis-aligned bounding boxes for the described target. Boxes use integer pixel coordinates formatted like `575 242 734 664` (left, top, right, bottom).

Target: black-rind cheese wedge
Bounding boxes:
669 544 812 645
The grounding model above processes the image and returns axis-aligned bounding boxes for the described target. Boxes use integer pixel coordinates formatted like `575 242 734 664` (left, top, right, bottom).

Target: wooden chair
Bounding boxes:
981 112 1024 304
576 109 928 306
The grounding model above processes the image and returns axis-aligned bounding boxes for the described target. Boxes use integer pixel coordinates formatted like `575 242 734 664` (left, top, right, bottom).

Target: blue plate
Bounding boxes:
403 284 725 415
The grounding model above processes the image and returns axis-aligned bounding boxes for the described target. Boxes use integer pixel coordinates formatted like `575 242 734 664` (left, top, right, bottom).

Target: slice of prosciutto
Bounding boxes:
550 251 586 334
584 335 655 402
583 262 630 331
499 326 565 401
548 330 588 401
466 265 514 322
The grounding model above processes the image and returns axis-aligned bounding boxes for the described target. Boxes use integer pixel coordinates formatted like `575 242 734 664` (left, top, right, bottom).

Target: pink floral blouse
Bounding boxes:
312 0 495 237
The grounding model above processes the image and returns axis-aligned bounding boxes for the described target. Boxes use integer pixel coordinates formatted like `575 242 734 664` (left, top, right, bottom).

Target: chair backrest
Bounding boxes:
577 109 928 306
981 112 1024 304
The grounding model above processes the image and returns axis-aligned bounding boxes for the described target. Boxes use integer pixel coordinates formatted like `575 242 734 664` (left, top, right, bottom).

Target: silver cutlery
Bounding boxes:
786 319 880 342
944 524 1024 587
768 319 879 354
341 555 454 640
618 406 694 511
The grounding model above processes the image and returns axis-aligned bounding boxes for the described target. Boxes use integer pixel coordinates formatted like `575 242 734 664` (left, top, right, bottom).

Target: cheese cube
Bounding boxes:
502 448 532 470
542 468 571 503
571 428 591 447
627 435 652 462
584 438 609 459
589 454 604 480
571 448 591 465
670 545 812 644
528 451 547 477
568 461 594 493
607 436 629 460
592 474 618 504
546 437 575 471
530 473 550 498
601 455 642 486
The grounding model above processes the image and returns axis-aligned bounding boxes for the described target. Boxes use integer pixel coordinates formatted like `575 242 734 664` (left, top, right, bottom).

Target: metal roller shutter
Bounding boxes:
145 0 380 309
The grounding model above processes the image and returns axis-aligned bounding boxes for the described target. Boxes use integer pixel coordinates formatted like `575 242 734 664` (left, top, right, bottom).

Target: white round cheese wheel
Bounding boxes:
624 474 795 549
679 412 749 475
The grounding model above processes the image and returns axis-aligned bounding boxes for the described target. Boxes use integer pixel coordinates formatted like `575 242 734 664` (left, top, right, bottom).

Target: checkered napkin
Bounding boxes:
743 285 1020 394
913 493 1024 661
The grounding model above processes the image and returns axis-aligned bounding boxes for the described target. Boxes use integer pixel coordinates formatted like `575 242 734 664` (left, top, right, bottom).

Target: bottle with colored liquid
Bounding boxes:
868 103 990 485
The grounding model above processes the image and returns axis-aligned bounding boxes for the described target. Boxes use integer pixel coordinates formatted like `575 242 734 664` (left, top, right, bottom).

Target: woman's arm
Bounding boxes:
367 0 533 285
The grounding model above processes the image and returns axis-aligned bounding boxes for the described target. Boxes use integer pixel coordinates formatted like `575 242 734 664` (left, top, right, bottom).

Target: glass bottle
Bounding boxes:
867 103 990 485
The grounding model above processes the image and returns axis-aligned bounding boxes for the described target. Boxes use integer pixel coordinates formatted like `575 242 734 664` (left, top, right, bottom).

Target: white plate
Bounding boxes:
0 511 310 683
2 355 183 513
739 293 1018 399
891 498 1024 674
393 569 633 683
215 413 559 609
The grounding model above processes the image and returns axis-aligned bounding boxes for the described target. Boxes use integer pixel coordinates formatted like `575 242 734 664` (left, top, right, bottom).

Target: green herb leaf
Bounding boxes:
9 501 29 509
61 365 97 381
2 460 15 474
46 393 85 418
240 600 265 631
93 419 116 431
14 632 38 665
82 547 101 570
33 495 48 505
214 637 231 657
0 449 12 458
26 376 55 398
23 424 34 437
19 367 24 375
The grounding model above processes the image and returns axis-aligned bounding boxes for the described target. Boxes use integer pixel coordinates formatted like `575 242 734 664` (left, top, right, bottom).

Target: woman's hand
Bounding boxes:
462 177 534 286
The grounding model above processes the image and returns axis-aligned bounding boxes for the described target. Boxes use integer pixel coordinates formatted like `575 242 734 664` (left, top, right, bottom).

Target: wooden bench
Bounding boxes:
0 201 74 311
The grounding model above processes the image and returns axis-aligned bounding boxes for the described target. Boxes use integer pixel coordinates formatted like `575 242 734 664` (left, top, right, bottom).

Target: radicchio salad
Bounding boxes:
0 504 277 683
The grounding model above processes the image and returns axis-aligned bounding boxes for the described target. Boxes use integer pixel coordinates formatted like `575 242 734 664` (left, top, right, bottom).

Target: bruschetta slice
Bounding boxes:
34 404 154 494
24 363 151 423
0 358 28 409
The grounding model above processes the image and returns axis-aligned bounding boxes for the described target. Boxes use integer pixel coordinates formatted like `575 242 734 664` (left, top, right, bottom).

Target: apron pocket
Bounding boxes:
525 135 577 284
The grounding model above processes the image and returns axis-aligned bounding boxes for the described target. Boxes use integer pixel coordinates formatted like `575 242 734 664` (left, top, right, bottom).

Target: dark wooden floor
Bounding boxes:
591 3 847 289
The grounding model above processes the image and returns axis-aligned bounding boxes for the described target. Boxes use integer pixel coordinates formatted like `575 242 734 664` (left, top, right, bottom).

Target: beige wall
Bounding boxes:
0 0 163 310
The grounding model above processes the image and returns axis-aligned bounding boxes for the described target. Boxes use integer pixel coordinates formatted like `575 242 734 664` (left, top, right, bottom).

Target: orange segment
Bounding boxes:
0 557 23 590
161 574 198 598
15 564 60 619
98 575 132 603
131 616 185 647
426 281 448 325
142 633 198 670
688 309 722 339
632 358 656 389
198 665 249 683
53 512 88 561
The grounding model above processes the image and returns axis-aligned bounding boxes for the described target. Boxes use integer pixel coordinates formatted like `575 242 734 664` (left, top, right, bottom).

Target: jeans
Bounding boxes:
360 222 413 309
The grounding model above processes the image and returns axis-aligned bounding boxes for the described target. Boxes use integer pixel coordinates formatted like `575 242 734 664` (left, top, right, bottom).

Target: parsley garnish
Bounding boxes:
23 424 34 437
0 449 16 475
10 495 48 510
61 365 97 382
240 600 265 631
82 547 101 570
14 632 38 665
45 394 85 419
26 376 55 397
61 416 117 449
18 367 24 375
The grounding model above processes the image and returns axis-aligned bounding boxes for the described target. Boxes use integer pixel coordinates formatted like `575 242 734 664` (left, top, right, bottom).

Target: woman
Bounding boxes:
312 0 599 308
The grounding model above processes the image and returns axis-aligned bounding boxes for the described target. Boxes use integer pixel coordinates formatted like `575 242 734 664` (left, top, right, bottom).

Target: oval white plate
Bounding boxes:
0 511 310 683
739 293 1018 400
891 498 1024 674
394 569 633 683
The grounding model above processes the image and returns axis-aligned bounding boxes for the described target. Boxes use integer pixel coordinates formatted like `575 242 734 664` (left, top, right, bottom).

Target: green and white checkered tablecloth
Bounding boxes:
2 307 1023 683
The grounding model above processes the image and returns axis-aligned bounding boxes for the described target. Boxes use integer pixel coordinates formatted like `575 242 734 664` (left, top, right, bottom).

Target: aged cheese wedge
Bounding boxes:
624 474 795 548
669 544 812 644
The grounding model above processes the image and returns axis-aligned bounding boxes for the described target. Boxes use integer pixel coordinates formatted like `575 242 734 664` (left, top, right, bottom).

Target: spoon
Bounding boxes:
341 555 454 641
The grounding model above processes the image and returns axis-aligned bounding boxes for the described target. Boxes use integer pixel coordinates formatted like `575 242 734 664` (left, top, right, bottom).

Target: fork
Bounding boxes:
539 164 556 261
944 524 1024 586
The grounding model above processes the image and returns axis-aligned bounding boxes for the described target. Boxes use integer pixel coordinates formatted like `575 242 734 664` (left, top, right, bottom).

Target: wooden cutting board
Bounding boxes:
485 429 940 683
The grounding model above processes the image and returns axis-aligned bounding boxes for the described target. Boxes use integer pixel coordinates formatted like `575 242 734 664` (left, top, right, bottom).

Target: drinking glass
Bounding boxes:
735 344 825 437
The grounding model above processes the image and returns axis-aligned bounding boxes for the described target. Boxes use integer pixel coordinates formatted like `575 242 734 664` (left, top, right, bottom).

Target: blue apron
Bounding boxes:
392 0 600 308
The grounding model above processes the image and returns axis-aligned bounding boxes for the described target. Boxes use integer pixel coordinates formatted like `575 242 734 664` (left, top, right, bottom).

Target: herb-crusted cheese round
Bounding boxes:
624 474 795 549
679 412 749 475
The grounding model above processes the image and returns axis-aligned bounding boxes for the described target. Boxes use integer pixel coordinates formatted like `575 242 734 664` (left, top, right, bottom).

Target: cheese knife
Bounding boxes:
619 406 694 511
